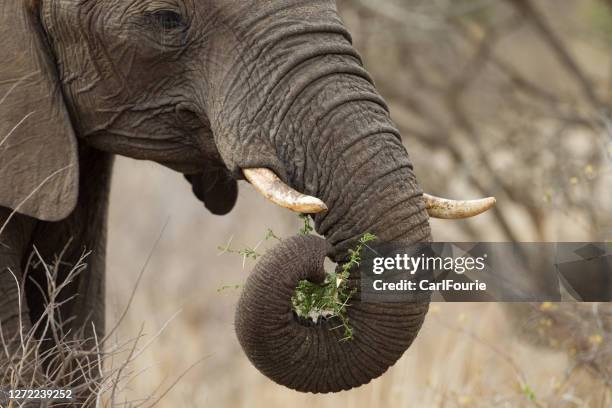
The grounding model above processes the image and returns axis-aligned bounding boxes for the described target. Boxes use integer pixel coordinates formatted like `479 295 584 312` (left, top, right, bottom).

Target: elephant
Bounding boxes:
0 0 495 400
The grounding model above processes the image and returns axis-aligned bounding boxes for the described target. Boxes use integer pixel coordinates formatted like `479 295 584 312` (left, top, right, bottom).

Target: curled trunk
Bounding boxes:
235 235 429 393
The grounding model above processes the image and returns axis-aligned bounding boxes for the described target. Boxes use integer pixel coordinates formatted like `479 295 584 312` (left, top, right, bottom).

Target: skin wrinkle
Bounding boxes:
274 72 390 186
325 141 407 210
335 188 425 244
295 80 386 137
195 31 249 110
47 1 205 161
279 75 345 190
247 327 310 376
359 190 426 239
294 108 428 251
201 6 369 182
292 90 394 195
236 43 363 127
219 59 368 184
210 10 354 134
316 132 391 212
322 174 419 252
235 1 330 39
89 130 200 154
246 23 354 71
318 121 403 190
84 5 128 99
201 14 247 112
298 103 397 200
99 21 132 97
268 58 372 144
328 169 419 238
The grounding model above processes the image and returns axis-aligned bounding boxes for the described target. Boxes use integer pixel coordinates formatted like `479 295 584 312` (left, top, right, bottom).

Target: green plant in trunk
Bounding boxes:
218 215 376 340
291 217 376 341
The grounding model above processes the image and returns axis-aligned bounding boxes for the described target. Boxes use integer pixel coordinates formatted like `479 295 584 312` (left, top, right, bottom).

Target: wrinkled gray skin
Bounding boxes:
0 0 431 397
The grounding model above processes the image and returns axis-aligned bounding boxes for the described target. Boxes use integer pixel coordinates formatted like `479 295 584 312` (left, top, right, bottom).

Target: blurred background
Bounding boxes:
106 0 611 406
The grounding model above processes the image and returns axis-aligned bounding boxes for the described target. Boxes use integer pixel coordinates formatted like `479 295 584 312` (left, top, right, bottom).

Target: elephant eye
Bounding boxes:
149 10 186 31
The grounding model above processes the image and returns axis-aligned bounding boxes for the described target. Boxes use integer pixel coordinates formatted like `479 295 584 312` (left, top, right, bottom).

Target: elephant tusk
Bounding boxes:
243 168 328 214
424 193 496 219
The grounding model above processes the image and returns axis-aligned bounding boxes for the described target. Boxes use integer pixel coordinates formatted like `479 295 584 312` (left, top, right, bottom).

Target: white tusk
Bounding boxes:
243 168 328 214
424 193 496 219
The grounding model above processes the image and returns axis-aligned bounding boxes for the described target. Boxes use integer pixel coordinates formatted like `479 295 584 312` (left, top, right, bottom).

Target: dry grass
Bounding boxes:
0 249 107 407
0 236 202 407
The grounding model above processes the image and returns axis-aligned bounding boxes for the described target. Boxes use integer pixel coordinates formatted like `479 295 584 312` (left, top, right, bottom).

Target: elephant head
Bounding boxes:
0 0 495 393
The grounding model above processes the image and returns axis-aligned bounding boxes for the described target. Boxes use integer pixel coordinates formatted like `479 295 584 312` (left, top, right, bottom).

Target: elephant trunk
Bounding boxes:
236 234 429 393
234 95 432 392
206 4 432 392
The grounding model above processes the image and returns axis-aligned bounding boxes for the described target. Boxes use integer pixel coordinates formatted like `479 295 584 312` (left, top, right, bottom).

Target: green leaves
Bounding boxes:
217 229 281 268
522 384 537 402
298 214 314 235
291 231 377 341
218 213 378 341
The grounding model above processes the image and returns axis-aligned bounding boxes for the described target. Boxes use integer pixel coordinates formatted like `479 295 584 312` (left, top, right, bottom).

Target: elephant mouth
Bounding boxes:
185 165 238 215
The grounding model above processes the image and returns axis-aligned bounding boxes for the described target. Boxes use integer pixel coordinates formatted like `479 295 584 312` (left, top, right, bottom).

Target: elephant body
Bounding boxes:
1 0 433 400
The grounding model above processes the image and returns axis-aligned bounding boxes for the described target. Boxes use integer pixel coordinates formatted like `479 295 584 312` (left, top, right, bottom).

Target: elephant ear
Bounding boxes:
0 1 78 222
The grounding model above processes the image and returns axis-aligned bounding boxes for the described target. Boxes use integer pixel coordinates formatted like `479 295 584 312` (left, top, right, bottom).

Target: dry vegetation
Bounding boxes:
0 243 199 407
1 0 611 407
